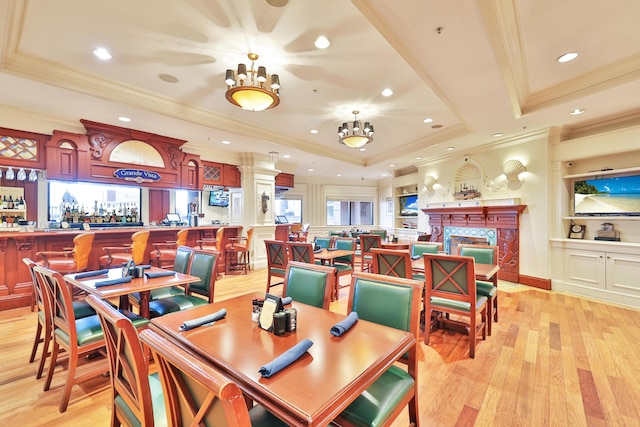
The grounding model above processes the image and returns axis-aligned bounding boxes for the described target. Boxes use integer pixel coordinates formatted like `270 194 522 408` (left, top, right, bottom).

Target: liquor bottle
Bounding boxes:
8 195 14 209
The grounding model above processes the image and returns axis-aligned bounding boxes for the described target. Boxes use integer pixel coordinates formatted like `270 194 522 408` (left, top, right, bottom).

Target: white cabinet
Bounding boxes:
552 239 640 307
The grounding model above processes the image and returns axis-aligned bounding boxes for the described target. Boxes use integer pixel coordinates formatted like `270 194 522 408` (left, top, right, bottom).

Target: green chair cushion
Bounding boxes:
114 372 168 427
430 295 488 313
269 267 286 276
338 365 414 427
148 294 207 317
56 310 149 346
460 247 494 264
248 405 288 426
335 264 354 275
411 243 440 257
411 273 425 282
130 286 185 304
72 300 96 319
285 267 328 308
476 280 497 297
352 278 413 331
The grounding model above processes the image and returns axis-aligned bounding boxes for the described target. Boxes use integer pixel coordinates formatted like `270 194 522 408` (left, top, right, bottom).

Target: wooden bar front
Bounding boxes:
0 225 240 311
422 205 526 283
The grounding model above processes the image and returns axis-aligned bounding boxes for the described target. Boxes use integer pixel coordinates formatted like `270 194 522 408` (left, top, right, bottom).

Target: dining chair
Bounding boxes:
139 329 287 426
99 230 150 268
23 257 97 379
85 295 166 427
372 247 427 285
36 231 95 274
224 226 254 274
150 227 189 268
334 272 422 427
359 234 381 272
410 241 442 258
458 244 499 335
265 240 288 293
313 235 333 249
289 222 310 242
332 237 356 299
148 249 219 317
285 241 316 264
129 245 194 311
282 261 336 309
423 253 488 358
35 265 148 412
197 227 225 275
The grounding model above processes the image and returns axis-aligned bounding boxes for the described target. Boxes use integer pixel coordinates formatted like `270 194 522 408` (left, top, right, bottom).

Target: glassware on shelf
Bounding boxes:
5 167 14 180
17 168 27 181
28 169 38 181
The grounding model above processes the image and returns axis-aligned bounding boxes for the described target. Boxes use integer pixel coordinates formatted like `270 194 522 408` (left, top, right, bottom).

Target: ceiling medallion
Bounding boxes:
224 53 280 111
338 110 374 149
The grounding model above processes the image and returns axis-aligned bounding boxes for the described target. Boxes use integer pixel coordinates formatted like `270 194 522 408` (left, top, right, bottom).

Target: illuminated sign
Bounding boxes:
113 169 161 183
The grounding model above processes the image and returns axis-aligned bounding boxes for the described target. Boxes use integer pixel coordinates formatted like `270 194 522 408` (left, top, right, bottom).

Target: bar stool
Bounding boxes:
151 228 189 268
36 232 95 274
224 227 254 275
99 230 150 268
197 227 225 275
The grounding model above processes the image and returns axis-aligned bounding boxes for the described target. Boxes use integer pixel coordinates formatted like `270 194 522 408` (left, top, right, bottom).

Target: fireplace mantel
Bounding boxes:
422 204 527 283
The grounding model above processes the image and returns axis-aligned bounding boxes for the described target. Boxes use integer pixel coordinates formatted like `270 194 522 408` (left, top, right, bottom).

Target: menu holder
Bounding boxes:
259 293 284 332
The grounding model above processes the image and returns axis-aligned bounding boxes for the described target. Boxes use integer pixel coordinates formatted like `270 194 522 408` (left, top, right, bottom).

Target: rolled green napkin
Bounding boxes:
179 308 227 331
74 269 109 279
258 339 313 378
145 270 176 279
94 276 132 288
330 311 358 337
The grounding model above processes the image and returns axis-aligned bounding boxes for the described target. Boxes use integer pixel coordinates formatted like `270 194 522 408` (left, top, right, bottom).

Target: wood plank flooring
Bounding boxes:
1 268 639 426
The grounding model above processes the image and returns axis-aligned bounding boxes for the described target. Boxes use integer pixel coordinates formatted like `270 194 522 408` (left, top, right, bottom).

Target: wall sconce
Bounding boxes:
503 159 526 183
261 192 270 214
423 174 437 192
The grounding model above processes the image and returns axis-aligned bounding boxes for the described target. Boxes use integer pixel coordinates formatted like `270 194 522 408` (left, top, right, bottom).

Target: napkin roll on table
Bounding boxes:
94 276 133 288
74 269 109 279
330 311 358 337
179 308 227 331
258 339 313 378
145 270 177 279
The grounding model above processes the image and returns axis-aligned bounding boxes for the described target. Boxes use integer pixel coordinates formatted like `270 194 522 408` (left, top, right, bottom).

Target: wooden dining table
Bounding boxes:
313 248 356 300
149 292 415 426
64 267 200 318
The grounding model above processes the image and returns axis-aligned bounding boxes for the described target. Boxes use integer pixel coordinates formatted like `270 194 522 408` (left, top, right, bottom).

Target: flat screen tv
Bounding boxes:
208 189 229 207
399 194 419 216
574 174 640 216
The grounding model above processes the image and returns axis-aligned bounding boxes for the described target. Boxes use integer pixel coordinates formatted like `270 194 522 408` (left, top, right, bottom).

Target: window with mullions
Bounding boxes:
326 200 373 226
275 198 302 224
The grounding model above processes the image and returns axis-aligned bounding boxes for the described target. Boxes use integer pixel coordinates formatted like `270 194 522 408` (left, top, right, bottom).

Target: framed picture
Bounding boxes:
568 223 585 239
386 198 393 215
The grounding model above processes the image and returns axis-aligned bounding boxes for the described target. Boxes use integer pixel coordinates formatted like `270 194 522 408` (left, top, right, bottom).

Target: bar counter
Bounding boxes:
0 225 240 311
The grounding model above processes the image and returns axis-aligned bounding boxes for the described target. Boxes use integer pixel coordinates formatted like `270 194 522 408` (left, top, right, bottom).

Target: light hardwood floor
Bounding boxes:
1 268 640 426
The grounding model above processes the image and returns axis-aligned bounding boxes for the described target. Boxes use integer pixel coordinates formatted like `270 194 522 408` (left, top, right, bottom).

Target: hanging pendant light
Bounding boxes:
338 110 374 148
224 53 281 111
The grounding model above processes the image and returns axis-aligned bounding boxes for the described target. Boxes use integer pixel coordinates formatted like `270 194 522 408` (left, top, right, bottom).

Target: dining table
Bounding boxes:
312 248 356 300
380 241 411 250
64 267 200 318
149 292 415 426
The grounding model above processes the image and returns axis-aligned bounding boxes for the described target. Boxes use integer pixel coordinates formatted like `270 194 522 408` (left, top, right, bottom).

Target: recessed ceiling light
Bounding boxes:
389 164 396 167
423 118 433 123
557 52 578 63
446 147 455 151
337 174 342 177
570 108 585 115
359 148 367 152
221 140 231 145
381 88 394 97
492 132 503 137
381 173 389 177
314 35 331 49
92 47 112 60
283 154 291 159
415 156 422 160
310 129 318 134
118 116 131 122
308 168 314 172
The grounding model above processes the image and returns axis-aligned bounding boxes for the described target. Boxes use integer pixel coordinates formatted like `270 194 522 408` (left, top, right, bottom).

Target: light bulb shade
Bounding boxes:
270 74 280 89
225 69 236 86
226 86 280 111
237 63 247 80
503 159 526 182
340 135 371 148
257 66 267 82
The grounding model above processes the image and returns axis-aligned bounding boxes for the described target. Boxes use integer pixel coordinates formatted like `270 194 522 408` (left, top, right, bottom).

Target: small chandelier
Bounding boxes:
338 110 374 148
225 53 280 112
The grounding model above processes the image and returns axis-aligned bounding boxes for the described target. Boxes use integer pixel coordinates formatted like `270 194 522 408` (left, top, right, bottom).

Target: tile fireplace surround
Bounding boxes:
422 204 527 283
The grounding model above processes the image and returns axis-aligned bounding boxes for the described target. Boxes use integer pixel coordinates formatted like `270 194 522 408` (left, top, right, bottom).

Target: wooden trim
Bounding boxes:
519 275 552 290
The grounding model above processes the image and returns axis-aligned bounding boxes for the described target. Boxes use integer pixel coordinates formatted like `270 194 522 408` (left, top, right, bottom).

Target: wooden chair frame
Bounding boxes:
359 234 381 272
371 248 413 279
265 240 288 293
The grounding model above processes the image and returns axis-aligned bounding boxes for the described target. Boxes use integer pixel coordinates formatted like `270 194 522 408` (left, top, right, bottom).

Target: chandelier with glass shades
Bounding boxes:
338 110 374 148
224 53 280 111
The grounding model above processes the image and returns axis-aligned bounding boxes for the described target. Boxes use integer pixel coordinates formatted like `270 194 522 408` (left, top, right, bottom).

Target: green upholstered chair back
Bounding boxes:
187 250 218 302
333 237 356 265
329 230 345 237
140 329 284 427
286 241 315 264
360 234 381 254
283 261 335 309
369 229 388 240
371 248 412 279
314 236 333 249
410 242 442 257
86 295 163 427
173 245 194 274
458 244 498 266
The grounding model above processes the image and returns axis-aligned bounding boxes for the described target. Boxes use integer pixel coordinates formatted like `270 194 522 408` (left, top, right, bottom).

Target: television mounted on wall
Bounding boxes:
208 189 229 207
574 174 640 216
399 194 419 216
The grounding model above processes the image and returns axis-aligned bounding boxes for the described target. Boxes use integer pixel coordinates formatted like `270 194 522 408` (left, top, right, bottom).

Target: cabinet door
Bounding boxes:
223 164 241 187
605 252 640 297
564 249 606 290
203 163 223 186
